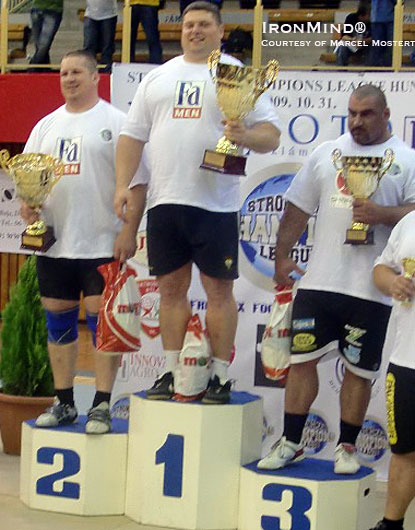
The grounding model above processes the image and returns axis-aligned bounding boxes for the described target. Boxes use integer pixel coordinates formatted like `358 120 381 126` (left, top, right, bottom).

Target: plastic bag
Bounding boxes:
96 260 141 355
174 314 212 401
260 285 294 384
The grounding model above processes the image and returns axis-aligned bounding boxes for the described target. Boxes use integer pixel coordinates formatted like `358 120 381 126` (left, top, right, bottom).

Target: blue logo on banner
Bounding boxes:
240 173 312 279
356 419 388 462
301 413 330 455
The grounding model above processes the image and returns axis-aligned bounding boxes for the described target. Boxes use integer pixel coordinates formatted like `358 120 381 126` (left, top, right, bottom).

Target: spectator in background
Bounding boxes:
370 0 396 66
130 0 163 64
336 3 371 67
29 0 63 68
83 0 118 73
180 0 222 15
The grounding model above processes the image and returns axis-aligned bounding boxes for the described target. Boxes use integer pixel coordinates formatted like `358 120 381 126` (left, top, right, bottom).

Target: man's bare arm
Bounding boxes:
115 135 145 220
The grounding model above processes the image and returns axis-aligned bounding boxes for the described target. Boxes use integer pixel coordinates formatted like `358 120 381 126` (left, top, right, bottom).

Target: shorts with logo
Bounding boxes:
385 362 415 454
290 289 391 378
147 204 239 280
36 256 113 300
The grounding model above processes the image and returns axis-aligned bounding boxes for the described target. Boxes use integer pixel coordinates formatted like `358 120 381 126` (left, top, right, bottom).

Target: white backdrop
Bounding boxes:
4 67 415 479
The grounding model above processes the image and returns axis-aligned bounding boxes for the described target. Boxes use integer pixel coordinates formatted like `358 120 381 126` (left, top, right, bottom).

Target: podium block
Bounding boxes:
20 417 128 515
125 391 262 530
238 459 376 530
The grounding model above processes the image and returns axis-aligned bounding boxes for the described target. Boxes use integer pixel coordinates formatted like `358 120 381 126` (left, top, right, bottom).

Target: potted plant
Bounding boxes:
0 255 54 455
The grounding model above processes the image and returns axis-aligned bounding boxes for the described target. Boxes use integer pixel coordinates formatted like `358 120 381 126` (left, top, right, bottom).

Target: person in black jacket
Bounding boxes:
336 3 372 66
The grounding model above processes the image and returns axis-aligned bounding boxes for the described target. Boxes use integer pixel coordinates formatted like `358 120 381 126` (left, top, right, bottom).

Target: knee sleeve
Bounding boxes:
86 312 98 347
46 307 79 344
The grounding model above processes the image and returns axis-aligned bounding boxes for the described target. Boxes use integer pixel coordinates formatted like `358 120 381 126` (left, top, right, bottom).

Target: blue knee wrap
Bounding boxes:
46 307 79 344
86 312 98 347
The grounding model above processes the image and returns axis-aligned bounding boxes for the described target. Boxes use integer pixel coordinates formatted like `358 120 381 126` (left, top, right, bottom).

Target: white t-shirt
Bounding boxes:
121 54 281 213
286 133 415 305
85 0 118 20
375 211 415 369
24 99 125 259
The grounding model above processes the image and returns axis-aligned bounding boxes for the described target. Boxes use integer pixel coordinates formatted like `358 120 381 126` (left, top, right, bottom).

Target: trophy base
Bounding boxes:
345 229 374 245
21 226 56 253
200 150 246 176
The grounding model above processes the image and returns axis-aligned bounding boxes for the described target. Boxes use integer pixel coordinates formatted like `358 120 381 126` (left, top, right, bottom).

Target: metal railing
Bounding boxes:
0 0 409 73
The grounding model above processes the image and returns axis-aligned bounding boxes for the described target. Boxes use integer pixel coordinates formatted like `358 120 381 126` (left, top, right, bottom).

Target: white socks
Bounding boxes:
212 357 230 384
163 350 180 376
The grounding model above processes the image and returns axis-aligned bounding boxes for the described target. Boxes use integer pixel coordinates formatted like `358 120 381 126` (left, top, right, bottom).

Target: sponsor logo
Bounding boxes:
385 372 397 445
132 230 148 268
344 324 366 347
56 136 82 175
301 412 334 455
110 395 130 419
328 358 380 397
183 356 210 367
292 318 315 331
117 302 140 315
292 332 316 352
173 81 205 119
224 257 233 270
100 128 112 142
356 418 389 462
138 279 161 338
343 344 361 364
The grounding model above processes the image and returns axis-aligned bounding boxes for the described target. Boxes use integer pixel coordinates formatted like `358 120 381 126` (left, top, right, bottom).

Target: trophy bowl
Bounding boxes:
200 49 279 176
0 150 63 252
332 148 394 245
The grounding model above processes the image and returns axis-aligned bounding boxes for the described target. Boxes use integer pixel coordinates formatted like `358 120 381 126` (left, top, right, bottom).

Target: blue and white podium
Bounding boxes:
125 391 263 530
238 459 377 530
20 417 128 515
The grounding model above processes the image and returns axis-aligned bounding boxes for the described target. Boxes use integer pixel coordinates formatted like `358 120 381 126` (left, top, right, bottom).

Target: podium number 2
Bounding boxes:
36 447 81 499
155 434 184 498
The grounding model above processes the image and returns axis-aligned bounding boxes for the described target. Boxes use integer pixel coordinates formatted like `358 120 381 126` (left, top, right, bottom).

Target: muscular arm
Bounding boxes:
353 201 415 227
274 202 310 285
115 135 146 219
224 121 280 153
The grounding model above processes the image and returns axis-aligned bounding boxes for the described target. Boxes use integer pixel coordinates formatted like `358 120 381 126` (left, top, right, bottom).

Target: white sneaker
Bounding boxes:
35 399 78 428
334 443 360 474
85 402 112 435
257 436 304 470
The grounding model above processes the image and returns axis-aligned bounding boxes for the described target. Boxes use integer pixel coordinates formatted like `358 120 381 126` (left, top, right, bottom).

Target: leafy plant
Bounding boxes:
0 256 53 396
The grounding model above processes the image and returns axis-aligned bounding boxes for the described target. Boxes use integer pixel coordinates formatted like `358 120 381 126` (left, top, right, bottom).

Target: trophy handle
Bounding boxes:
208 49 221 84
331 148 343 171
255 60 279 98
378 148 394 180
0 149 11 171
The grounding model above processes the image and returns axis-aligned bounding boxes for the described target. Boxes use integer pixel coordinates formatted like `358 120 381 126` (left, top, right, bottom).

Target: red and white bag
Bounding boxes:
260 285 295 384
96 260 141 355
174 314 212 402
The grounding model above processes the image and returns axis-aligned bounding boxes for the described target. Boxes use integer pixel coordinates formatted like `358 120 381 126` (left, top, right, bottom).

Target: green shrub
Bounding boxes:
0 256 53 396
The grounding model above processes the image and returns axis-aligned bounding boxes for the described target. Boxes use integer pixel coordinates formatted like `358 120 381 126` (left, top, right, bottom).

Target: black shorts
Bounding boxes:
386 363 415 454
290 289 391 378
36 256 113 300
147 204 239 280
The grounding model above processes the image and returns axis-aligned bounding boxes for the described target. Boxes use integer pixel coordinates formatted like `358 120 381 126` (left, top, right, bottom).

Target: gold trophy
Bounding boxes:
401 258 415 306
332 148 394 245
200 49 279 176
0 150 63 252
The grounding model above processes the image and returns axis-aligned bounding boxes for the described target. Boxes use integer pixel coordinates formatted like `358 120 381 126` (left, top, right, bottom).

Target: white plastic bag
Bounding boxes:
261 285 294 384
174 314 212 401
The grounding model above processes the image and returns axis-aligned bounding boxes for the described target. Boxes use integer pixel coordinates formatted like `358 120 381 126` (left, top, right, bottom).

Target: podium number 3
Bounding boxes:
36 447 81 499
155 434 184 498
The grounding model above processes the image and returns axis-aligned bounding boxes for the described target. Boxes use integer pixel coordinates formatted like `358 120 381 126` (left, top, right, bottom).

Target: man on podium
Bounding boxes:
115 1 280 404
20 50 146 433
258 85 415 474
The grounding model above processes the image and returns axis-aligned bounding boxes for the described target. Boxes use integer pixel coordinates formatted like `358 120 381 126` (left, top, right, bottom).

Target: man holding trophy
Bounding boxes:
259 85 415 474
115 1 280 403
18 50 146 433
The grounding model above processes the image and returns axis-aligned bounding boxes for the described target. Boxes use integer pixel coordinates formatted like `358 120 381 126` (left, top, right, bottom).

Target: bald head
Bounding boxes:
351 85 387 111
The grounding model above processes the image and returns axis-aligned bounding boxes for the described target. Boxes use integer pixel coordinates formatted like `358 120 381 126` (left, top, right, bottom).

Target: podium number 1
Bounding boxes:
155 434 184 498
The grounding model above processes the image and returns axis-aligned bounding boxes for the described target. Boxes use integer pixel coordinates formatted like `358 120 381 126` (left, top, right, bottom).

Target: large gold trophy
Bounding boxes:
0 150 63 252
332 148 394 245
401 258 415 306
200 50 279 176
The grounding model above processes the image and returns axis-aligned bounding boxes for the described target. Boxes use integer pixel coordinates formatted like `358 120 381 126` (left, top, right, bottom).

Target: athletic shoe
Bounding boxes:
368 521 391 530
35 399 78 428
201 375 232 404
85 402 112 435
334 443 360 474
257 436 304 470
146 372 174 400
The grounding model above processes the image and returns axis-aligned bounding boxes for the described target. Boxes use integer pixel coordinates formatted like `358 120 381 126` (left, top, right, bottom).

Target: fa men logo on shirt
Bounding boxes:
173 81 205 119
55 137 82 175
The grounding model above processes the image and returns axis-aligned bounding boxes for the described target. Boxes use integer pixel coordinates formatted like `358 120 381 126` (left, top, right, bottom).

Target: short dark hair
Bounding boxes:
352 84 388 110
182 1 222 25
61 50 97 72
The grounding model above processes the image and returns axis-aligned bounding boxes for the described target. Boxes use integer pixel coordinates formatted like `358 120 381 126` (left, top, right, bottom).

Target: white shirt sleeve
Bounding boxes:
245 92 281 131
374 221 401 272
120 74 153 142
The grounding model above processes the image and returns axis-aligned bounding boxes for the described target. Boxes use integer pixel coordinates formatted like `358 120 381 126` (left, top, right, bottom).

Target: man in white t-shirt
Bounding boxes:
370 213 415 530
258 84 415 474
115 1 280 404
20 50 146 434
